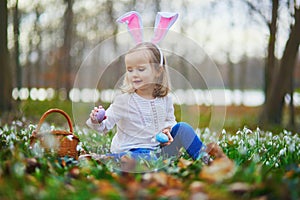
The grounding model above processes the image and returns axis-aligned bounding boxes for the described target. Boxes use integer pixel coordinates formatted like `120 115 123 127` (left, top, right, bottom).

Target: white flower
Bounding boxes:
222 129 226 135
76 144 83 151
267 132 272 138
253 154 260 163
238 140 244 146
270 141 275 147
279 148 286 156
288 143 295 153
238 146 247 155
66 135 73 141
244 127 252 134
249 139 256 147
275 163 279 168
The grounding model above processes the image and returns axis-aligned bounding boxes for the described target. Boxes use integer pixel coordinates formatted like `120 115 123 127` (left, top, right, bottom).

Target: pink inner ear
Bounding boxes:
157 17 173 30
152 15 177 44
119 14 142 30
118 13 143 44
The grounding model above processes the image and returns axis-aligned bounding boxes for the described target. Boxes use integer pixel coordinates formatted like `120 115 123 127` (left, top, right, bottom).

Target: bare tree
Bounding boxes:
0 0 12 113
262 6 300 125
13 0 22 91
63 0 74 97
243 0 300 127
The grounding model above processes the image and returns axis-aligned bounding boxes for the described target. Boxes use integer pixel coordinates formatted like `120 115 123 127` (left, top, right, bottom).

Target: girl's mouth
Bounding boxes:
133 80 142 84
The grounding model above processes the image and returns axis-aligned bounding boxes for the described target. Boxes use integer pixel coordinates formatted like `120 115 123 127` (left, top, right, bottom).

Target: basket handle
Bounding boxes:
35 108 73 133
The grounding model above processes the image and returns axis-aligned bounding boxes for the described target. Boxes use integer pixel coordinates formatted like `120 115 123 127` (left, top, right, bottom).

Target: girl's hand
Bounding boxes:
160 128 173 146
89 106 104 124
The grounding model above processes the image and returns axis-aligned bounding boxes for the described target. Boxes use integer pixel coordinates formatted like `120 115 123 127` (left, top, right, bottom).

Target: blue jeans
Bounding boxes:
107 122 205 161
162 122 205 160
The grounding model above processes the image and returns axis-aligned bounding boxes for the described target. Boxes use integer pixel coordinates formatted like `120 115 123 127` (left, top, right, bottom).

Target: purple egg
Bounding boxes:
96 108 106 123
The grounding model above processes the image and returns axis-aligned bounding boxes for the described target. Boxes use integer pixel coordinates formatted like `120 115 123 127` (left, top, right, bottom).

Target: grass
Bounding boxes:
8 99 262 132
0 100 299 199
0 118 299 199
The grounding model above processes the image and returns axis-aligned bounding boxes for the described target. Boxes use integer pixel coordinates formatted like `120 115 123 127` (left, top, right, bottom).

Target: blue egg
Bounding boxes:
156 132 169 143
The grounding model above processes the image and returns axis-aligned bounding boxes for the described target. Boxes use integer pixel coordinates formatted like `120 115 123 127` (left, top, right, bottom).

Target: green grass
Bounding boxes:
0 119 299 199
12 100 261 132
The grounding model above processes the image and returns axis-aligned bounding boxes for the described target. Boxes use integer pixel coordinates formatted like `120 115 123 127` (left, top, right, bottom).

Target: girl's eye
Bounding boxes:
138 68 145 72
127 68 133 72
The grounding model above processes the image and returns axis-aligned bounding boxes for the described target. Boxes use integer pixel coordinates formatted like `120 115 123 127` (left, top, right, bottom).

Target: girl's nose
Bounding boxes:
132 69 139 77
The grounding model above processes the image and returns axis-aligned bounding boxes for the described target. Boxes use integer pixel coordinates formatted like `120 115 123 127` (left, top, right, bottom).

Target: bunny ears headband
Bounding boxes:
116 11 179 65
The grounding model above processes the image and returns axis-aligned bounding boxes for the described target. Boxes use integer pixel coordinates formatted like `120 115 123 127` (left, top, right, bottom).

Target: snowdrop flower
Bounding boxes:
9 141 14 151
279 148 286 156
222 129 226 135
288 143 295 153
66 135 73 141
249 139 256 147
222 143 228 148
238 146 247 155
253 154 260 163
76 143 83 151
243 127 252 134
268 141 273 146
238 140 244 146
275 163 279 168
265 161 270 166
268 132 272 138
16 120 23 127
273 135 279 140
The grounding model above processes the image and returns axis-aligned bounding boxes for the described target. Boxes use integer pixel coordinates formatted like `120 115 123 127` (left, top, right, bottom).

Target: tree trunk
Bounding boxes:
63 0 73 97
0 0 12 113
264 0 278 103
14 0 21 90
261 7 300 125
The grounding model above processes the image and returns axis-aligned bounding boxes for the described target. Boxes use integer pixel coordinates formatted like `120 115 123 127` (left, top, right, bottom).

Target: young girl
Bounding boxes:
86 42 210 165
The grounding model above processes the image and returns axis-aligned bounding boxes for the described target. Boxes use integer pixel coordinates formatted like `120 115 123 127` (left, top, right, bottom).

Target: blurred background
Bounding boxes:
0 0 300 132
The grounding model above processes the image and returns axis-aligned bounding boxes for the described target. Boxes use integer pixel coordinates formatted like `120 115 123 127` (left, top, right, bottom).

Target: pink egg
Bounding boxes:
96 108 106 123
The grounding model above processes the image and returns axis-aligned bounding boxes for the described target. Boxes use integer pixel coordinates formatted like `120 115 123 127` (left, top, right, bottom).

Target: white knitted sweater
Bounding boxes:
86 92 177 153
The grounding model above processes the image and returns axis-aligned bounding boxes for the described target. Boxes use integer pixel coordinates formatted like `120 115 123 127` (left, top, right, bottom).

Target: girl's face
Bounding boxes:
125 50 160 96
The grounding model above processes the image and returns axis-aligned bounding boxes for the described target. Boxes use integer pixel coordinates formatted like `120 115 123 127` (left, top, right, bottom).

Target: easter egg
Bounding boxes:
155 132 169 143
96 108 106 123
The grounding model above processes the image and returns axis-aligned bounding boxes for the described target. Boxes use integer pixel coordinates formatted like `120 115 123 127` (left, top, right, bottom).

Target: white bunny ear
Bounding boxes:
116 11 143 44
151 12 179 44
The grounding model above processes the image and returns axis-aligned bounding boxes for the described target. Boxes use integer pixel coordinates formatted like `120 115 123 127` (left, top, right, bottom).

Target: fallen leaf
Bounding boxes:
189 181 205 193
68 166 80 179
199 157 236 183
284 170 295 179
142 172 182 189
160 188 182 198
177 157 193 169
227 182 253 194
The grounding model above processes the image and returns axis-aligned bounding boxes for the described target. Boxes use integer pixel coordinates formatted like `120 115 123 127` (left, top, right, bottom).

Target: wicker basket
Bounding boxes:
30 108 80 159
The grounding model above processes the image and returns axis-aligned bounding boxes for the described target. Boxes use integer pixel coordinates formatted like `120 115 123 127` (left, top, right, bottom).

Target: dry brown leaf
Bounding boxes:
284 170 295 179
227 182 253 194
94 179 119 196
160 188 182 198
142 172 182 189
177 157 193 169
199 157 236 183
189 181 205 193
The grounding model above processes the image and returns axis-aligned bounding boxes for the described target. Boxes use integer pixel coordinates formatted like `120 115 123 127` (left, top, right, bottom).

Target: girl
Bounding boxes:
86 42 210 165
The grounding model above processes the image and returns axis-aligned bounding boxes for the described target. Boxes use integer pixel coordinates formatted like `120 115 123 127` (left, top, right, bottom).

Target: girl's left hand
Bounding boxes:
160 128 173 146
